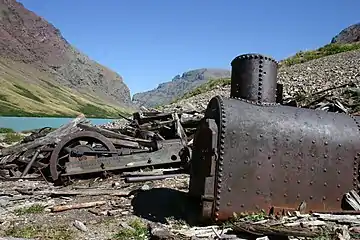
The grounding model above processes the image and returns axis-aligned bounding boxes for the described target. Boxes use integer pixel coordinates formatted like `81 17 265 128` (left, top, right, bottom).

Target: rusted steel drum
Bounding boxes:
189 96 360 222
230 53 278 103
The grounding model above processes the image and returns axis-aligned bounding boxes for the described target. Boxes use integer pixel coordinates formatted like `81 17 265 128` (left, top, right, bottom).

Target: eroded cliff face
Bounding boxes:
0 0 132 108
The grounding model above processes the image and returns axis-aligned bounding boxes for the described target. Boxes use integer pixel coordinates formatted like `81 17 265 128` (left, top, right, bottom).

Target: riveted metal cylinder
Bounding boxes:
230 53 278 103
190 95 360 223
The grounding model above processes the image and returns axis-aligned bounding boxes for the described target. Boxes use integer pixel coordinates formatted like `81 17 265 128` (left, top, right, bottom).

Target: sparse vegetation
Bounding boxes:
3 132 24 144
280 42 360 67
4 224 75 240
0 127 14 133
170 77 230 103
112 219 149 240
14 204 46 215
165 216 188 230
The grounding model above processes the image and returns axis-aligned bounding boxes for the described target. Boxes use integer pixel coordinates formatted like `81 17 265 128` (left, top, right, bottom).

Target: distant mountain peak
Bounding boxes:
132 68 231 107
331 23 360 44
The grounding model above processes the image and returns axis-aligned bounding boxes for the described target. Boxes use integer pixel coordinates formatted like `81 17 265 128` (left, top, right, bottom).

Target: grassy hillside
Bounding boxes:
169 78 231 104
170 42 360 104
279 42 360 66
0 58 132 118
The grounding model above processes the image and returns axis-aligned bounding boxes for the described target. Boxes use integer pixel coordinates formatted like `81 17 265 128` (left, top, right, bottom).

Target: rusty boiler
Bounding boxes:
188 53 360 223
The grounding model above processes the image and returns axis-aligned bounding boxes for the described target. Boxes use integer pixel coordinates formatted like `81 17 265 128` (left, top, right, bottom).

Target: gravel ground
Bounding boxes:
0 174 190 240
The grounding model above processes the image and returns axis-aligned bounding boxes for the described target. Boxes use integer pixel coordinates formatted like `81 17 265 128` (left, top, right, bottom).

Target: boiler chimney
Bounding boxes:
230 53 278 103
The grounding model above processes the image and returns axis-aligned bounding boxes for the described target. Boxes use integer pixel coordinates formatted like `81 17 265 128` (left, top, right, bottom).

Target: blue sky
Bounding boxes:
18 0 359 97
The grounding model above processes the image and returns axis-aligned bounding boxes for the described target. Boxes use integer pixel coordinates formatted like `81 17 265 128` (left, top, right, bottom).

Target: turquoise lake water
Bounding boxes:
0 116 113 132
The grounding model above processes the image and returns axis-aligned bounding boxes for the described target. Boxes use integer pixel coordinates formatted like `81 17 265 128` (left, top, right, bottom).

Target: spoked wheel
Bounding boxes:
49 131 117 182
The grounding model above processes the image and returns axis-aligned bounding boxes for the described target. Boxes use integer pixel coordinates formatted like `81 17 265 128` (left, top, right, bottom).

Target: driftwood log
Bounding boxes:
51 200 107 212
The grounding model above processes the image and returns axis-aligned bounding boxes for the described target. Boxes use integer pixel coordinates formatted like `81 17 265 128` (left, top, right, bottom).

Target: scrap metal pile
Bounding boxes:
3 53 360 239
0 109 202 184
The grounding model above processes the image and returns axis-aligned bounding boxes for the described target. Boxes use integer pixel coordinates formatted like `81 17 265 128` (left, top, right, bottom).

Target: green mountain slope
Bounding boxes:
0 0 133 118
0 58 131 118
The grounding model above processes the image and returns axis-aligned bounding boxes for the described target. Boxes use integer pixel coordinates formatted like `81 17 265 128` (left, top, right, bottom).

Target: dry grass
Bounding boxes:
0 58 132 118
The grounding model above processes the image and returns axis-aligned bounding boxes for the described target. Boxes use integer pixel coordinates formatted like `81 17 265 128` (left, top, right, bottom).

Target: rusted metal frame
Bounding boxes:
62 157 182 176
66 148 149 156
350 115 360 193
77 123 158 149
124 173 186 183
213 96 227 222
49 130 117 181
188 100 223 223
203 118 219 220
62 139 184 177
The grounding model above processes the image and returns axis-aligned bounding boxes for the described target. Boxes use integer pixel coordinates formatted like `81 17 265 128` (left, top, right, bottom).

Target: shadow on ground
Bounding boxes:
131 188 287 240
131 187 200 225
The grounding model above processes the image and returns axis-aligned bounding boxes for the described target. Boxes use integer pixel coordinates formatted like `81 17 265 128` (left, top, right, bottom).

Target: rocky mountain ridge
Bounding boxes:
0 0 132 117
158 48 360 114
132 68 230 108
135 23 360 109
332 22 360 44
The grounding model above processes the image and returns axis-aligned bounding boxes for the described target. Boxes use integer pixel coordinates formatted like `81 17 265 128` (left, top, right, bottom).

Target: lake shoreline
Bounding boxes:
0 113 121 119
0 116 116 132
